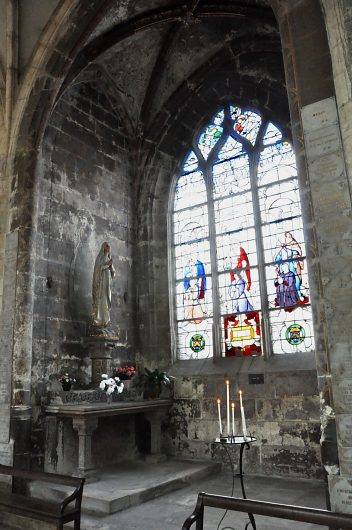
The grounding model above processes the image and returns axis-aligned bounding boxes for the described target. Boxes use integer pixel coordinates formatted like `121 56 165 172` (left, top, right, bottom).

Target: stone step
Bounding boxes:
1 459 220 529
27 458 221 517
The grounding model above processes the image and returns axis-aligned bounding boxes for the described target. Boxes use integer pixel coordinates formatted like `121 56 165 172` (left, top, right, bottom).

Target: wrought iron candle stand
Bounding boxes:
212 435 257 530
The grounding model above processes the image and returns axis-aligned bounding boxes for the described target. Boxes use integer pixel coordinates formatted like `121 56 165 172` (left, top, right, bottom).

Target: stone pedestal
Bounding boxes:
144 409 165 457
72 417 99 477
142 408 168 463
83 335 120 384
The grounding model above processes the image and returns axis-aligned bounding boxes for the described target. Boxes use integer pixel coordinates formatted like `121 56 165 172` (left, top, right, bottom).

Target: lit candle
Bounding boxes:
217 398 222 436
231 402 235 438
239 390 247 439
226 380 230 437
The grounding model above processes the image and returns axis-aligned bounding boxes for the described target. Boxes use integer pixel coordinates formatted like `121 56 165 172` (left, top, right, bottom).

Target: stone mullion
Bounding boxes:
205 108 242 359
167 175 179 363
205 162 221 359
249 141 271 359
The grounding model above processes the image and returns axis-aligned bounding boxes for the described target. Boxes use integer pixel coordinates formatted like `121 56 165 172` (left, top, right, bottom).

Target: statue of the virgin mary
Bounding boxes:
90 241 115 333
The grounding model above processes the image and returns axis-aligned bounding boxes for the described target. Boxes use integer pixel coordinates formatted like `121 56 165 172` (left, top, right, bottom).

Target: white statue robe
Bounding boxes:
92 250 115 327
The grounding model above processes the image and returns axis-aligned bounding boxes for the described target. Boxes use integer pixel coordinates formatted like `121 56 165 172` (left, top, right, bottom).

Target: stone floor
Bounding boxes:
79 471 329 530
0 460 331 530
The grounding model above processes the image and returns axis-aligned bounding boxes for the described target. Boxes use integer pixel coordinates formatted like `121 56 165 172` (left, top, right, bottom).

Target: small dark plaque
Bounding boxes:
248 373 264 385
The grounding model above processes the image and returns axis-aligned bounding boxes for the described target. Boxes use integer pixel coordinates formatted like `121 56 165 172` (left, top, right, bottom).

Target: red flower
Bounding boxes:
115 365 136 380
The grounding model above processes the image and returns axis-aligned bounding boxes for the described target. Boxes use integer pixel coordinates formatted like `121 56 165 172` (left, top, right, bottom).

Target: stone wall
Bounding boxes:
163 364 322 479
317 0 352 512
322 0 352 193
30 76 137 462
35 77 136 379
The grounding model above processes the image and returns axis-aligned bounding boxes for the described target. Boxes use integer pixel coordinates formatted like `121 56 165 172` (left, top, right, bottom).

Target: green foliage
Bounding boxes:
131 368 174 398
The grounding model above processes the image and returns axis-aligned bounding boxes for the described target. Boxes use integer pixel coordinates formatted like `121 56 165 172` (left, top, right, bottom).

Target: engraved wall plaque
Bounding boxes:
309 152 344 182
301 97 338 133
337 415 352 447
340 447 352 476
329 476 352 514
304 124 341 162
331 346 352 379
332 379 352 414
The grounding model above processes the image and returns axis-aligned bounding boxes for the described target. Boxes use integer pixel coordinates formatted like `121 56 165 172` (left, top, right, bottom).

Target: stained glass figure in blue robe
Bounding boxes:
229 273 254 313
183 259 207 323
228 247 253 313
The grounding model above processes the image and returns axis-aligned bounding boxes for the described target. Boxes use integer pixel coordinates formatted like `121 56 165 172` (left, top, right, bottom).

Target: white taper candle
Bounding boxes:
231 402 235 437
217 398 222 435
226 380 230 437
239 390 247 439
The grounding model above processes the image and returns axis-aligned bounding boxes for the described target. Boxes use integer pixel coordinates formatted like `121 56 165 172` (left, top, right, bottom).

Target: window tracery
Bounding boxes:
172 105 314 360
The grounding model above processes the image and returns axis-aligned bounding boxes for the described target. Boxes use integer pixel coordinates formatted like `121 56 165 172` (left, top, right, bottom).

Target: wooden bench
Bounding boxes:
182 492 352 529
0 464 85 530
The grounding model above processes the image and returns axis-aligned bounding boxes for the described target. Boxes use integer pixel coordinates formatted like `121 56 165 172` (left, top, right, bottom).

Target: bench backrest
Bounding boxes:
0 464 83 488
182 492 352 530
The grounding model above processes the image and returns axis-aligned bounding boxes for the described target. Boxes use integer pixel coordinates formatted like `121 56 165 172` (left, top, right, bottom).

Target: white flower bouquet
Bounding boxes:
99 374 124 396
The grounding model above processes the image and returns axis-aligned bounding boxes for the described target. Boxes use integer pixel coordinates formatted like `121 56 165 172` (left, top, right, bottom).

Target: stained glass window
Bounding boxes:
171 105 314 360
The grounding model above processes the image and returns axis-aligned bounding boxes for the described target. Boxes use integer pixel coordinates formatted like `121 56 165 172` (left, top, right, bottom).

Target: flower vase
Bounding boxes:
143 383 161 400
106 393 113 404
123 380 131 392
61 382 72 392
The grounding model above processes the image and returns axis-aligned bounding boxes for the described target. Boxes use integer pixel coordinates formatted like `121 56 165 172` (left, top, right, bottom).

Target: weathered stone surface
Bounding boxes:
330 344 352 379
329 475 352 513
332 379 352 414
337 415 352 447
0 231 19 443
339 448 352 476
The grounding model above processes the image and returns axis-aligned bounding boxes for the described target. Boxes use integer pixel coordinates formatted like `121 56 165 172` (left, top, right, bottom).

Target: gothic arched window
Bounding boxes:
171 105 314 360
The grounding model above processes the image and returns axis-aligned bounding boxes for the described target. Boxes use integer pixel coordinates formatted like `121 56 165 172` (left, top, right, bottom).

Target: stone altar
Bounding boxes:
45 399 172 478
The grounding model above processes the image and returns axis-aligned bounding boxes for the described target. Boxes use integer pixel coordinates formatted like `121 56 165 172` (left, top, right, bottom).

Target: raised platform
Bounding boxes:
29 458 221 516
